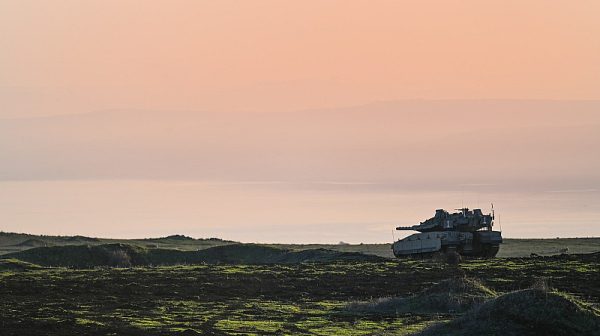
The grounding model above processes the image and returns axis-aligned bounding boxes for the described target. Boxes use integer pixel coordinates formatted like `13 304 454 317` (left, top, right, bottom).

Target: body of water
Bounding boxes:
1 180 598 243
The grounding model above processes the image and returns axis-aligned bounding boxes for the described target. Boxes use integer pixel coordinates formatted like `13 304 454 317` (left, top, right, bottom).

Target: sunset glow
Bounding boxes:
1 1 599 242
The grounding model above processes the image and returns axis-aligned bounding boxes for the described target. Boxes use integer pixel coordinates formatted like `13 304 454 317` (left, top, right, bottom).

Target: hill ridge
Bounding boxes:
1 243 384 268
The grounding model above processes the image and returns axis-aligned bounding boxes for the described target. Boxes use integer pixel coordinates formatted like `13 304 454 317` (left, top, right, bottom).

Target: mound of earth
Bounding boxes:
1 244 147 268
282 248 383 263
64 235 101 243
163 234 194 241
13 239 53 247
1 243 384 268
417 277 497 313
0 258 44 270
348 277 496 314
418 289 600 336
145 234 196 242
193 245 383 264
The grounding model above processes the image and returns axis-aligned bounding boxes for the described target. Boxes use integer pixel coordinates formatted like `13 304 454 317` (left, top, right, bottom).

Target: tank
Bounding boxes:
392 206 502 258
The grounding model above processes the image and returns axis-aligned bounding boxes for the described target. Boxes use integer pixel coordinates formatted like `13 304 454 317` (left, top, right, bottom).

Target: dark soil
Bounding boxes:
0 252 598 335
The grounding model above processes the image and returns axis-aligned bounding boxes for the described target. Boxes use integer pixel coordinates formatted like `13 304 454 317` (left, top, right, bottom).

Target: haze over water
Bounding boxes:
1 180 599 243
1 1 599 243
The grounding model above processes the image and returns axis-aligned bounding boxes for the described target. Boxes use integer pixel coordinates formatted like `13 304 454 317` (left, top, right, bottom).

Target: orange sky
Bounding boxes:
1 1 599 117
1 1 599 241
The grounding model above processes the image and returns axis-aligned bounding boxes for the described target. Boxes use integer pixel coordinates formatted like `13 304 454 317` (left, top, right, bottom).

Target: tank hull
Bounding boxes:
392 230 502 258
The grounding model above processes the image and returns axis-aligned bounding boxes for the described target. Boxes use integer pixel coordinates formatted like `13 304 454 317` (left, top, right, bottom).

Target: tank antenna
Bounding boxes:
499 214 502 232
392 229 395 242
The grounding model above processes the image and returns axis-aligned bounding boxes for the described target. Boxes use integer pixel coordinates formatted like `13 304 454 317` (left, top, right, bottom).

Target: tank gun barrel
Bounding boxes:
396 225 420 231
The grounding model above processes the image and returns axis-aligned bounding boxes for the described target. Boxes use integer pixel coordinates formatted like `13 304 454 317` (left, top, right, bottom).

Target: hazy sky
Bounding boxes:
1 1 600 117
0 1 599 242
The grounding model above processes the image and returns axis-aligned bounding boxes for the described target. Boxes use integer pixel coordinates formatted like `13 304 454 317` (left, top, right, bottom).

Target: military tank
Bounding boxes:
392 206 502 258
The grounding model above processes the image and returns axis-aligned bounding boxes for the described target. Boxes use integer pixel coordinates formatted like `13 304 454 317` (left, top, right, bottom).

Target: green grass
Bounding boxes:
0 258 44 270
0 231 599 335
1 252 599 335
347 277 497 314
418 289 600 335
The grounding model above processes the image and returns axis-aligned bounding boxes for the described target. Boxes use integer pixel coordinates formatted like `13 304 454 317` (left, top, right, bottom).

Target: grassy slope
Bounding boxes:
348 277 498 314
1 243 384 267
0 232 235 256
0 258 44 271
418 289 600 336
347 276 600 336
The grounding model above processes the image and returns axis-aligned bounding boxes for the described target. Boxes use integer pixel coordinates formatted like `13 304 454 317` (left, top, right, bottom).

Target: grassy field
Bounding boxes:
1 251 599 335
2 232 600 334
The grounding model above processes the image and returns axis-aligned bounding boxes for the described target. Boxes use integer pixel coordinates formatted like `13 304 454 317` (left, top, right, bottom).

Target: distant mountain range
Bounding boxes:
1 100 598 189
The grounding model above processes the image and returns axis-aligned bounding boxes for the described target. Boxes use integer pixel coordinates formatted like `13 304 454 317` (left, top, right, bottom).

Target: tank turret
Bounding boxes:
392 206 502 258
396 208 494 233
